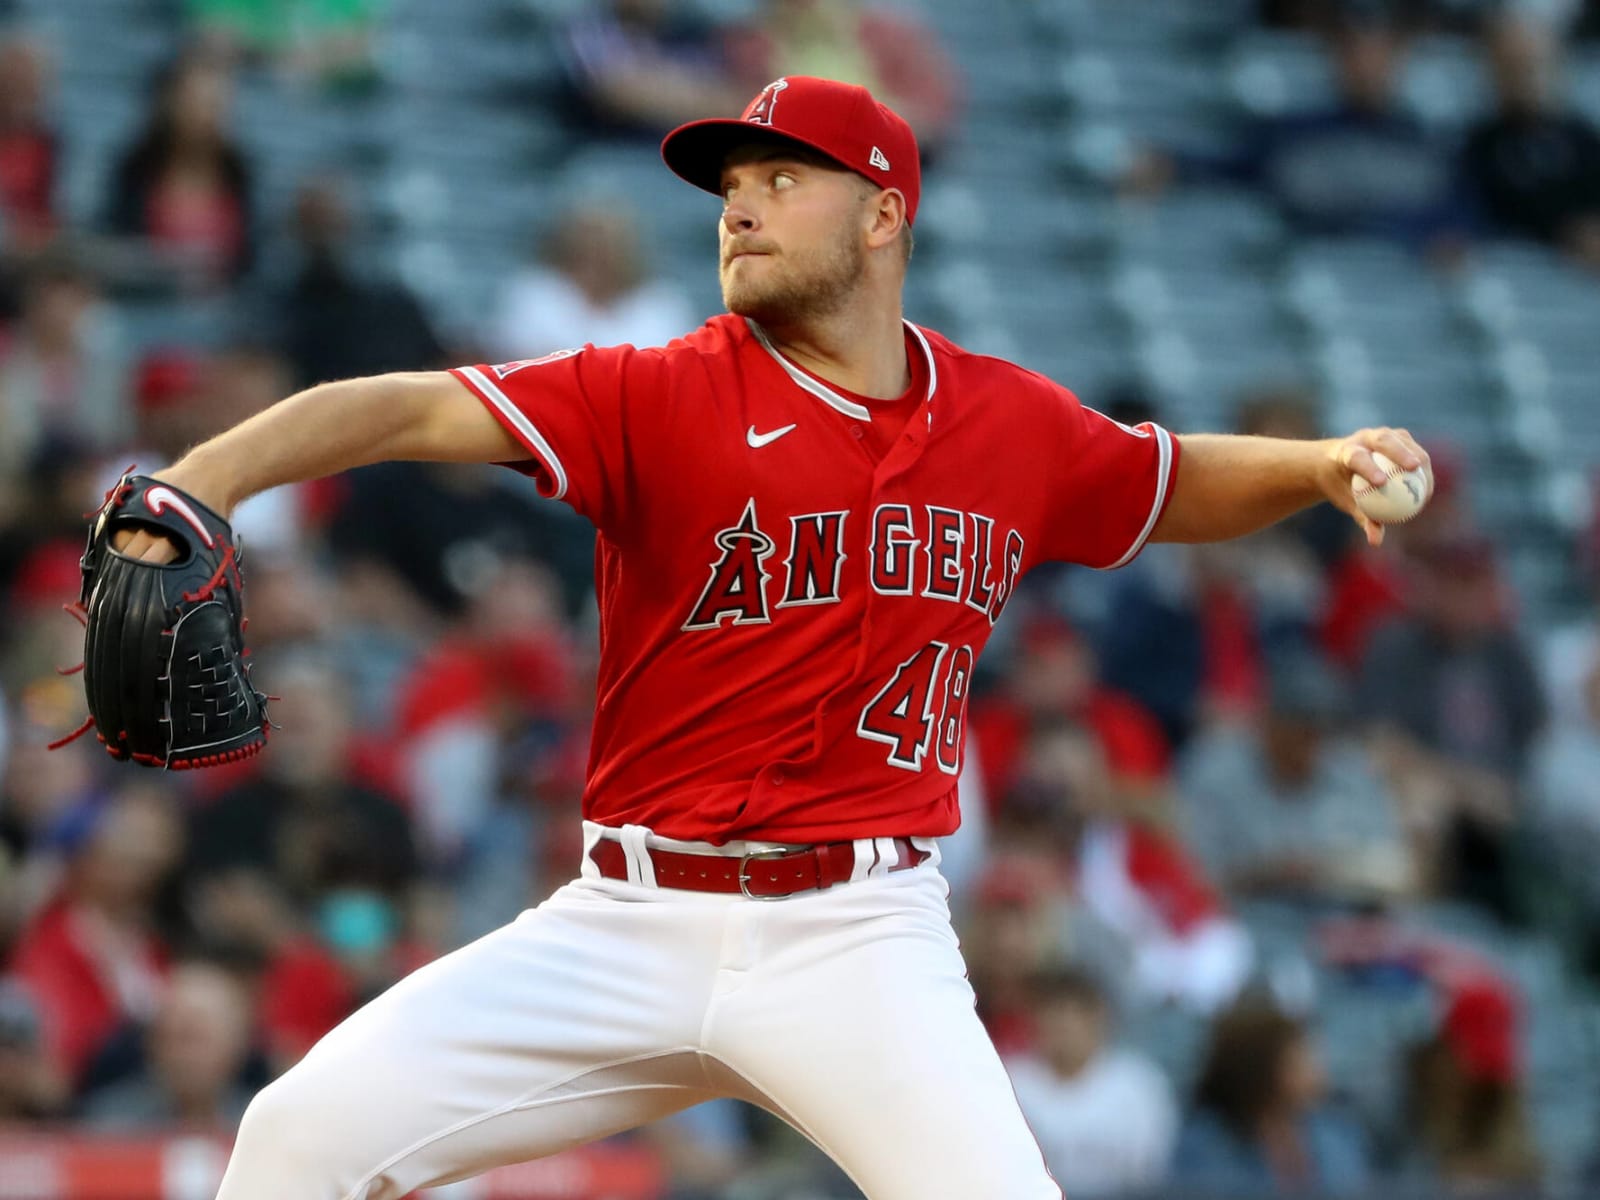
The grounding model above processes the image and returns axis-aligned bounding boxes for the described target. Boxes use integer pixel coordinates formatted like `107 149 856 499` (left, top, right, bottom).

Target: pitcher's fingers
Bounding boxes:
1341 442 1389 487
139 536 179 563
1359 512 1385 547
1374 429 1423 471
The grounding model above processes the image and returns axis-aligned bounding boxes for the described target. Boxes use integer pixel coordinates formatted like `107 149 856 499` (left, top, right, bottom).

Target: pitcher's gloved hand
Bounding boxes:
52 472 269 768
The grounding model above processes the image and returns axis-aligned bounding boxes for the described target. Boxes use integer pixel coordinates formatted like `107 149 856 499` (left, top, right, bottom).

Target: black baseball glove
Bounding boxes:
53 472 269 769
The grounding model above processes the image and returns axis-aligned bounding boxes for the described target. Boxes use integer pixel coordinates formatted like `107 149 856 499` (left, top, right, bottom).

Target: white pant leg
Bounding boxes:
706 867 1062 1200
217 879 725 1200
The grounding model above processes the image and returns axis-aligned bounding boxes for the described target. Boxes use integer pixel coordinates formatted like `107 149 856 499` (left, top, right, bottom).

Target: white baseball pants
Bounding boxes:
215 824 1061 1200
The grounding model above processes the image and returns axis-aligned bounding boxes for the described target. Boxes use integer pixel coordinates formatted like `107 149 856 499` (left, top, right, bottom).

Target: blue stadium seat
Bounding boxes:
1226 30 1337 119
1401 34 1493 133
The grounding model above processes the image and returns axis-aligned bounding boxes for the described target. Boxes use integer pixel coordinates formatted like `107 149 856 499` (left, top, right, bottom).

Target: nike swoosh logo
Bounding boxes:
144 486 217 548
746 423 798 448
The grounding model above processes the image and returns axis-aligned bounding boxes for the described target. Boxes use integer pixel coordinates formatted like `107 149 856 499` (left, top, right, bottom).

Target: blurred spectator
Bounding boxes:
490 205 696 362
81 958 256 1129
1074 810 1254 1013
1530 647 1600 947
964 851 1072 1057
1179 651 1417 905
0 252 130 479
1403 978 1541 1190
1267 15 1467 245
1005 964 1178 1196
558 0 750 140
327 462 595 621
967 614 1171 815
1360 535 1544 910
1089 549 1206 749
0 36 58 258
1172 997 1372 1196
0 978 68 1120
1462 15 1600 269
1233 390 1358 643
8 788 182 1084
106 50 255 288
393 558 579 871
269 177 446 389
184 656 424 1067
726 0 963 154
0 679 102 945
185 654 418 910
1533 642 1600 835
981 714 1251 1015
1134 13 1469 250
187 0 389 88
128 350 208 466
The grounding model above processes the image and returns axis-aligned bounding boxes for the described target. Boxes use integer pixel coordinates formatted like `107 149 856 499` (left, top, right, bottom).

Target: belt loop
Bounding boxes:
850 838 877 882
580 821 605 881
619 824 656 887
871 836 899 877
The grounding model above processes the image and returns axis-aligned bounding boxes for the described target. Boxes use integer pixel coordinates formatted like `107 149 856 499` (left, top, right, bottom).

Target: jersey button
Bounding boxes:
771 769 787 786
850 425 864 440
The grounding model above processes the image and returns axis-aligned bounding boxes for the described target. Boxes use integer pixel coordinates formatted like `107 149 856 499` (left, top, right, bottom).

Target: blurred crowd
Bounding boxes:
0 0 1599 1198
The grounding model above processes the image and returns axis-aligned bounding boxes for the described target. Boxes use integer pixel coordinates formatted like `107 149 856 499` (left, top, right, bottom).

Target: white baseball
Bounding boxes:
1351 451 1432 524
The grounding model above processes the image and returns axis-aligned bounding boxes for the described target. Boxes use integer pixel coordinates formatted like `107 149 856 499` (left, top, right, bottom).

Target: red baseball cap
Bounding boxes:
661 76 921 225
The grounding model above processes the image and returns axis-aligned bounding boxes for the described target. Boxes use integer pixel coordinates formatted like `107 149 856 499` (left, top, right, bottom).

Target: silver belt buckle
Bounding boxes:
738 847 800 900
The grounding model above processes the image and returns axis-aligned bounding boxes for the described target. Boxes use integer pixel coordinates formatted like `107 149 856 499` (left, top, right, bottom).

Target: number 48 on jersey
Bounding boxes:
856 641 973 774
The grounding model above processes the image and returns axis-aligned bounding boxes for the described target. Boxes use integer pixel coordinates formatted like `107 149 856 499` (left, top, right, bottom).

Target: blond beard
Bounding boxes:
721 231 865 327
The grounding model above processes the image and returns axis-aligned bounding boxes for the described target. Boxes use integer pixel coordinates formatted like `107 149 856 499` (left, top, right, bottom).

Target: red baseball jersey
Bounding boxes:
451 315 1178 844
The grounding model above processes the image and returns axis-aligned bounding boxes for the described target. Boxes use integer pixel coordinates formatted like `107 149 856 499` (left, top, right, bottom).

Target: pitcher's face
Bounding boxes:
718 144 870 325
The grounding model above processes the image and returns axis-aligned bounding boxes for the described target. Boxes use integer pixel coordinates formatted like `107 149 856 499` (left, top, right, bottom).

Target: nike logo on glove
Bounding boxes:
145 486 216 548
747 423 797 448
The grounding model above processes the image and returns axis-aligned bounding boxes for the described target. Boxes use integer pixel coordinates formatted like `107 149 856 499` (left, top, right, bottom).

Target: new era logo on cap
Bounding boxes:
660 75 923 225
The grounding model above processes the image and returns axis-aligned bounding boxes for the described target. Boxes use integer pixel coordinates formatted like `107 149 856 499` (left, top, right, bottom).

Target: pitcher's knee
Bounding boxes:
233 1068 352 1174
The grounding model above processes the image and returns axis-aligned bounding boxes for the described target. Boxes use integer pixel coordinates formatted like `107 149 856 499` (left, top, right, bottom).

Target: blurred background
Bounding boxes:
1 0 1600 1197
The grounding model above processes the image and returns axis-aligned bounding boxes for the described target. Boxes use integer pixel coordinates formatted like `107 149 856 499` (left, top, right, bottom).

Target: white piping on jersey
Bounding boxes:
745 318 938 425
905 321 939 429
1102 421 1175 570
458 365 570 501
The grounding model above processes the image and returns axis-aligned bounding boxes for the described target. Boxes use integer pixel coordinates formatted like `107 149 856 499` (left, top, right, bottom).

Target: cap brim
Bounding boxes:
660 119 849 196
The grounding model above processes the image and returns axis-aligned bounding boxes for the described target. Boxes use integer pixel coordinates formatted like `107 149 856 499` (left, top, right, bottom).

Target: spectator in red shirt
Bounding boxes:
106 49 255 288
81 958 258 1130
1402 978 1540 1189
969 614 1171 816
0 37 58 254
8 788 182 1084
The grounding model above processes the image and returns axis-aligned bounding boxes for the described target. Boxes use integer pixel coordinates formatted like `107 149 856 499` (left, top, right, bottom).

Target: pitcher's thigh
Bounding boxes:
716 898 1061 1199
219 891 715 1200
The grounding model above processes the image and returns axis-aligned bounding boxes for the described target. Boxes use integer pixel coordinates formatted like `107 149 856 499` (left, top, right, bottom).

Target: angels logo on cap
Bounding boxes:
746 79 788 126
660 75 923 225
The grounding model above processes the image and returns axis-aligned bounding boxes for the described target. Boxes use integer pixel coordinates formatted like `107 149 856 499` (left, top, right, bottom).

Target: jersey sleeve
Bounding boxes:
1035 384 1180 569
450 344 650 531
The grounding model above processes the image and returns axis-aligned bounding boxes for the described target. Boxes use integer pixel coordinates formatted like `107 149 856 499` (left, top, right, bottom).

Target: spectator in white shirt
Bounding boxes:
490 205 697 361
1006 964 1178 1197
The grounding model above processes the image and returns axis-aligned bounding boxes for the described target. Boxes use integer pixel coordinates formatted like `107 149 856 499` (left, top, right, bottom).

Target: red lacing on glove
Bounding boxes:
84 467 138 519
46 715 95 751
168 734 268 771
182 544 238 604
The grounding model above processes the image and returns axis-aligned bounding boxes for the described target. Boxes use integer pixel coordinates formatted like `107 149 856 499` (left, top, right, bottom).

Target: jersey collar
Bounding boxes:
745 317 939 426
